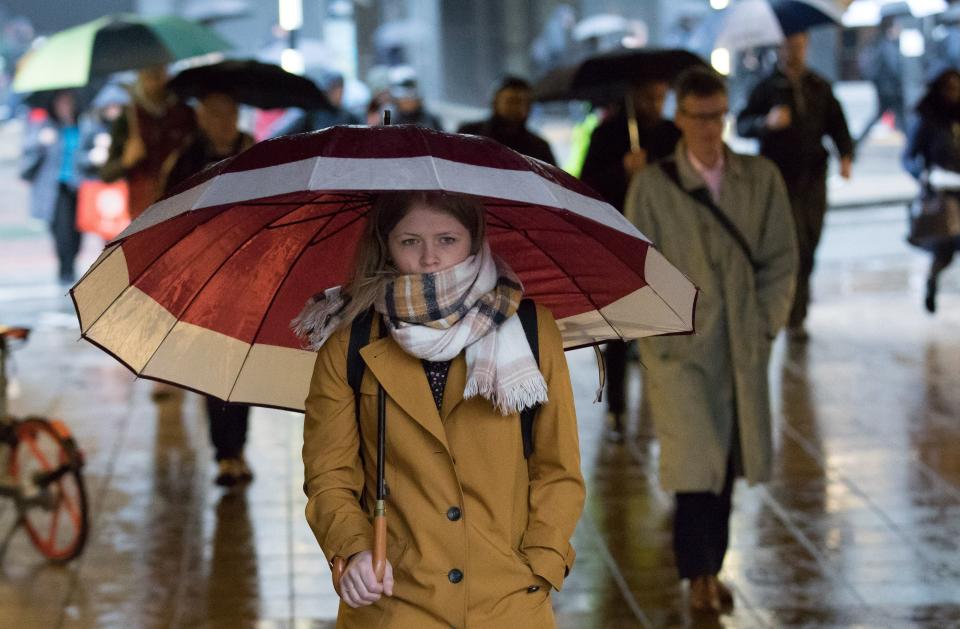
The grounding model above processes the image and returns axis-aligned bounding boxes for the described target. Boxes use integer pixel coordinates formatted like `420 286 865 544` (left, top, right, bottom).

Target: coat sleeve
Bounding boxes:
521 305 585 592
902 117 930 180
99 112 130 183
624 169 662 245
753 161 798 337
303 327 374 564
736 82 772 139
824 87 854 159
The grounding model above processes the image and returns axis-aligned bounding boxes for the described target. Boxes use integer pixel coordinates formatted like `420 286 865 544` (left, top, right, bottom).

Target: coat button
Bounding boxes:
446 506 462 521
448 568 464 583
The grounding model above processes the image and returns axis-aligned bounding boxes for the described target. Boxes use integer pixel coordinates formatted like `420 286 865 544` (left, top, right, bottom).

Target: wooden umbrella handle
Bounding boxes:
373 501 387 582
332 556 346 596
330 504 386 596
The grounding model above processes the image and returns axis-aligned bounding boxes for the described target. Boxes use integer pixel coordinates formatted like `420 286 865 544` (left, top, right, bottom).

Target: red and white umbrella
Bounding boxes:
71 125 696 411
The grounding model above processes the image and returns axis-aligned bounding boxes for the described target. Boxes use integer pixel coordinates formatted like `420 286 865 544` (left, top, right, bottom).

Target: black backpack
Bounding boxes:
346 299 541 458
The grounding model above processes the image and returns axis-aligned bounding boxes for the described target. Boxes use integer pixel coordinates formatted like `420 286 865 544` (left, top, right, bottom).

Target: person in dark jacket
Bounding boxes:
161 91 256 487
19 90 84 283
737 31 853 342
580 77 680 441
457 76 556 165
902 68 960 313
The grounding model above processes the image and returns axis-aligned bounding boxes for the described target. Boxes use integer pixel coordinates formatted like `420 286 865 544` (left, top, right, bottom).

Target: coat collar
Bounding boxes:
359 332 468 453
672 141 743 192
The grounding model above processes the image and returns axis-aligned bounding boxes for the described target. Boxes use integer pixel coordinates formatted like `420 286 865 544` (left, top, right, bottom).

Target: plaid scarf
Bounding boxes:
291 242 547 415
377 242 547 415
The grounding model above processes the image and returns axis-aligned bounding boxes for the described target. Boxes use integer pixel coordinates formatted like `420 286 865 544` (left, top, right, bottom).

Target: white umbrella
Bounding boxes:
715 0 785 51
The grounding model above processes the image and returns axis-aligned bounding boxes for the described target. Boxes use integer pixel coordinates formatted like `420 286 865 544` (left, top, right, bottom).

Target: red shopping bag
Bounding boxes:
77 180 131 241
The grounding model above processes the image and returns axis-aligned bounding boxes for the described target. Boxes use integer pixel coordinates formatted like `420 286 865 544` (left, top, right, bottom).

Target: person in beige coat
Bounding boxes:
625 68 797 614
300 191 585 628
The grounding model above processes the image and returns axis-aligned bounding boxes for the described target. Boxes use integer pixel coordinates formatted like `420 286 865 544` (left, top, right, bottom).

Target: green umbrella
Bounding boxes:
13 14 232 93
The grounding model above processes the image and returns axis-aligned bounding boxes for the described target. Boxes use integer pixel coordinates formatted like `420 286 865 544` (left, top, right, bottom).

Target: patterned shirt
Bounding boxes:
422 360 452 410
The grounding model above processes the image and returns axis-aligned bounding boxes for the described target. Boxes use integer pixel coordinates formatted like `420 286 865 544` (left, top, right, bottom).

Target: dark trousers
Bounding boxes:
928 242 956 287
786 175 828 328
673 457 735 580
604 341 629 415
204 396 250 461
51 184 81 281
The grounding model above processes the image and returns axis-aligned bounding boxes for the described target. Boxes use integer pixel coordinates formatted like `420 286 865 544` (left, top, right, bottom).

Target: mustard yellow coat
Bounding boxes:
303 305 585 629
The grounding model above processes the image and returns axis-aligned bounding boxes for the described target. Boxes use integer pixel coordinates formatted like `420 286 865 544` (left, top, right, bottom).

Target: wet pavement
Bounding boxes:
1 121 959 628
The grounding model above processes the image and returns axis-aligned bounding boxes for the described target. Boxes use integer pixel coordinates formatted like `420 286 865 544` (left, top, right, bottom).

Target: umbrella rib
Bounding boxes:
134 193 339 385
223 195 359 402
75 199 256 335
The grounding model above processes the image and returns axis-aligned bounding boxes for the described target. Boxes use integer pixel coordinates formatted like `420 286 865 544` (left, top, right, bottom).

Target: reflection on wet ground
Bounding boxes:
1 210 960 627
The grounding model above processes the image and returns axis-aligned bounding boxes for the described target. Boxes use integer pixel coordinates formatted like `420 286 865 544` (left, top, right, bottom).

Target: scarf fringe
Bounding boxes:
464 372 549 416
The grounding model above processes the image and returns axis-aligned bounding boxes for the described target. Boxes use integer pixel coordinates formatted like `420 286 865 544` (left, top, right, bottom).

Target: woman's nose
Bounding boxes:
420 243 440 268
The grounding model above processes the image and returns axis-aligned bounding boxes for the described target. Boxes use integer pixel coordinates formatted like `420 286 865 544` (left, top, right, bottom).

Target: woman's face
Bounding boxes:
387 202 472 274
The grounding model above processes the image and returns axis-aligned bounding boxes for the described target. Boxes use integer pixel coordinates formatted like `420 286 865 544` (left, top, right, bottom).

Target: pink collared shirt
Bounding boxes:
686 148 725 203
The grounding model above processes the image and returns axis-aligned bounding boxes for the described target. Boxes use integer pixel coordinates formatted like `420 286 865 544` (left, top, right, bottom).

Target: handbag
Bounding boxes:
906 184 960 249
76 179 131 241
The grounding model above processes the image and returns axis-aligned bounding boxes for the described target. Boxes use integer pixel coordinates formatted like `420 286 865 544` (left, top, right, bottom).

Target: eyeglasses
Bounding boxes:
677 109 728 124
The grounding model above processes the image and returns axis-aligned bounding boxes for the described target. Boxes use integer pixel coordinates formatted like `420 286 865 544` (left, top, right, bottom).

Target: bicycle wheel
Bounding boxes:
9 417 88 562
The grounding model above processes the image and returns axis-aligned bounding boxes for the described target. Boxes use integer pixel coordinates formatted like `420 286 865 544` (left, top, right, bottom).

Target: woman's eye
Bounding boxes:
401 238 419 246
439 236 458 245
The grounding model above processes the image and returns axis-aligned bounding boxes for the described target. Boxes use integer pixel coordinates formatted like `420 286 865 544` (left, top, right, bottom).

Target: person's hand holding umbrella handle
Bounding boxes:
332 382 391 606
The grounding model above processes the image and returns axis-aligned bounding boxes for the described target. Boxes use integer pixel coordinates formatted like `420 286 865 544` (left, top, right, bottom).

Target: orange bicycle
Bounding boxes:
0 325 87 562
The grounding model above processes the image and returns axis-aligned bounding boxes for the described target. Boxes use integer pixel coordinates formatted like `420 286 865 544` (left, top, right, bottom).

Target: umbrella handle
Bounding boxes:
624 93 640 153
332 556 345 596
373 500 387 582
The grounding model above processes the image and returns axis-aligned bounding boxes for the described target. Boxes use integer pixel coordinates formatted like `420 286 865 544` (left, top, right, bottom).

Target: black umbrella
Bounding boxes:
533 47 707 103
167 59 333 110
533 47 706 152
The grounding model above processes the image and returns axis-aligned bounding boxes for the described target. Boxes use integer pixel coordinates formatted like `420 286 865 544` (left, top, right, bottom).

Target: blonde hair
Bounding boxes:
340 191 487 326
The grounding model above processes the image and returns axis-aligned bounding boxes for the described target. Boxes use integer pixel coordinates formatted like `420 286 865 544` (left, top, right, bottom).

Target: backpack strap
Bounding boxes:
659 159 759 272
517 299 540 459
347 308 375 417
350 303 541 459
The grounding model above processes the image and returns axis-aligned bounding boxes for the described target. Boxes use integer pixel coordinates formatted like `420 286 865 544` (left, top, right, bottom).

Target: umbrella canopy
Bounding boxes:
71 125 697 411
772 0 846 36
713 0 845 52
533 47 708 103
167 59 333 110
13 14 232 93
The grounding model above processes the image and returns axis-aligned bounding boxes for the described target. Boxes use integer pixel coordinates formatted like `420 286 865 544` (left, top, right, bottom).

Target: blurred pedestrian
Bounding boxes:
737 31 853 342
387 71 442 129
625 67 797 614
856 17 905 145
458 76 556 165
580 77 680 440
298 191 584 625
902 68 960 313
266 70 361 138
19 90 84 284
161 91 255 486
100 65 196 219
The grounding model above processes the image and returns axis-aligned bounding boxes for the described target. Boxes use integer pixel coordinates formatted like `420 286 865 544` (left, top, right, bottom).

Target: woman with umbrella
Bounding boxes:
297 190 585 626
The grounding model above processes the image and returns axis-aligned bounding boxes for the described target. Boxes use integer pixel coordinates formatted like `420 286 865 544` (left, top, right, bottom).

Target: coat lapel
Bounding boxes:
440 353 467 422
360 336 450 451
